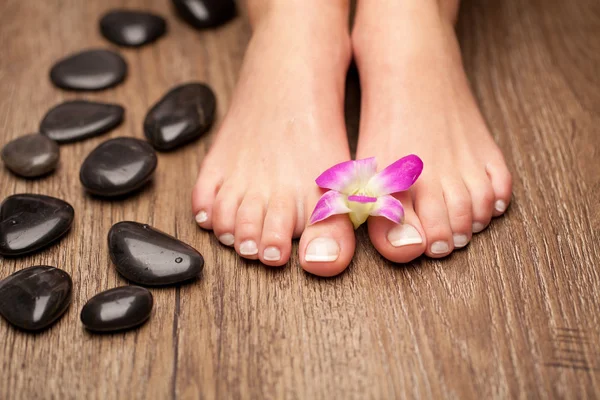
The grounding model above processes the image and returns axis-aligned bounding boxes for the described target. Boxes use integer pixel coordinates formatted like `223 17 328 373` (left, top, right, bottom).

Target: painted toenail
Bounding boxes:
495 200 507 213
430 241 450 254
195 210 208 224
388 224 423 247
218 233 235 246
472 222 486 233
240 240 258 256
453 234 469 248
263 246 281 262
305 237 339 262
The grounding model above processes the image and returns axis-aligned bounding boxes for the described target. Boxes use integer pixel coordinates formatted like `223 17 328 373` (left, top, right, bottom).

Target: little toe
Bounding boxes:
486 160 513 217
464 171 495 234
234 192 266 259
442 178 473 250
259 192 297 267
368 191 427 263
192 161 223 230
413 183 454 258
212 182 245 247
299 188 356 277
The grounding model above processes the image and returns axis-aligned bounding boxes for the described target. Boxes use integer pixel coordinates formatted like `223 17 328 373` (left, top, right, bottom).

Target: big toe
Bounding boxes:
299 188 356 277
367 191 427 263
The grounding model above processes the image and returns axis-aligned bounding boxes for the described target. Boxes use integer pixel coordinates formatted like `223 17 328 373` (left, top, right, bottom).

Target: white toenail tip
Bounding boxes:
263 246 281 262
305 237 340 262
472 222 487 233
388 224 423 247
431 241 450 254
453 234 469 248
240 240 258 256
218 233 235 246
195 211 208 224
495 200 507 213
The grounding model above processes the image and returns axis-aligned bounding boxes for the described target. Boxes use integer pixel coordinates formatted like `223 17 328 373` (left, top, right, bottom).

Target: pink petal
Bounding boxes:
369 195 405 224
366 154 423 196
315 157 377 195
309 190 351 225
347 195 377 203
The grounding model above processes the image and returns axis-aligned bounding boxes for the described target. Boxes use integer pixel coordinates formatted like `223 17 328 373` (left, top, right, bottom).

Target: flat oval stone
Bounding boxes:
1 134 59 178
108 221 204 286
0 266 72 331
80 286 153 332
80 137 157 197
100 10 167 47
0 194 74 257
144 83 216 151
40 100 124 143
50 49 127 91
172 0 236 29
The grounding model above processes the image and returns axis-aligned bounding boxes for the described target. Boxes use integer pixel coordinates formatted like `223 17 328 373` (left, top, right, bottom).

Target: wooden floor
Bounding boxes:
1 0 599 398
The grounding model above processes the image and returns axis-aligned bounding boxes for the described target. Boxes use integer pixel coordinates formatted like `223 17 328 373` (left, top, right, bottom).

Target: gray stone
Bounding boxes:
1 134 59 178
50 49 127 91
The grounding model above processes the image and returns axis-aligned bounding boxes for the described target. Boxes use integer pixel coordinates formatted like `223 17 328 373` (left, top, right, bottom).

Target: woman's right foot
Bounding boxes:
192 1 357 274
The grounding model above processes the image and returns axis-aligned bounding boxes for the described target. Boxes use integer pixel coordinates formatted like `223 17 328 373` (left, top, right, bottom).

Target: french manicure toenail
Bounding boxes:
388 224 423 247
305 237 339 262
240 240 258 256
472 222 486 233
218 233 235 246
263 246 281 262
495 200 507 213
431 241 450 254
453 234 469 248
195 210 208 224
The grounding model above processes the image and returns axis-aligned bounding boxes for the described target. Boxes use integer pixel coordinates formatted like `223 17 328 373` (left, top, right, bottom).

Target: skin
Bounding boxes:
192 0 512 277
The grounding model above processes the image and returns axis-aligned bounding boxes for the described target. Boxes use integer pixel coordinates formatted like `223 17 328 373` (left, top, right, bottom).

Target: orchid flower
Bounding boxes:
309 155 424 229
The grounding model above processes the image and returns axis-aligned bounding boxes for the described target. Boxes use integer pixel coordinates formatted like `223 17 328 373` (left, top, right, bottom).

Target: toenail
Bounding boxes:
472 222 486 233
219 233 235 246
430 241 450 254
388 224 423 247
495 200 507 213
195 210 208 224
453 234 469 248
240 240 258 256
305 237 339 262
263 246 281 262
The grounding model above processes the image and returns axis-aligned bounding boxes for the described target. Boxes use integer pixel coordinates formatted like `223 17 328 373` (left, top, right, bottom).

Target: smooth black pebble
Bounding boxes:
108 221 204 286
80 286 153 332
1 134 59 178
0 266 72 331
100 10 167 47
171 0 236 29
0 194 74 257
144 83 216 151
80 137 157 197
40 100 124 143
50 49 127 91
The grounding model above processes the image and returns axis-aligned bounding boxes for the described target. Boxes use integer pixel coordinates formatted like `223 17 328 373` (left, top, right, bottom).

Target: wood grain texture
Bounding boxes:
1 0 599 398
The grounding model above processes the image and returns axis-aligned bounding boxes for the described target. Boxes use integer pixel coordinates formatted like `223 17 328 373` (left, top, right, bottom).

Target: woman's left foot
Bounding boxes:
352 0 512 262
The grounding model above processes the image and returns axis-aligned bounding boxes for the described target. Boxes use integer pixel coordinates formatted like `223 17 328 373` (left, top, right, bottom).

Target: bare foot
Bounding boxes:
352 0 512 262
192 2 357 273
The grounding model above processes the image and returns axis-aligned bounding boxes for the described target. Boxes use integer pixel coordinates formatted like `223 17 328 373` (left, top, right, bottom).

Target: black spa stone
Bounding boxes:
80 286 153 332
108 221 204 286
50 49 127 91
144 83 216 151
1 134 59 178
100 10 167 47
40 100 124 143
0 194 74 257
0 266 72 331
171 0 237 29
80 137 157 197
